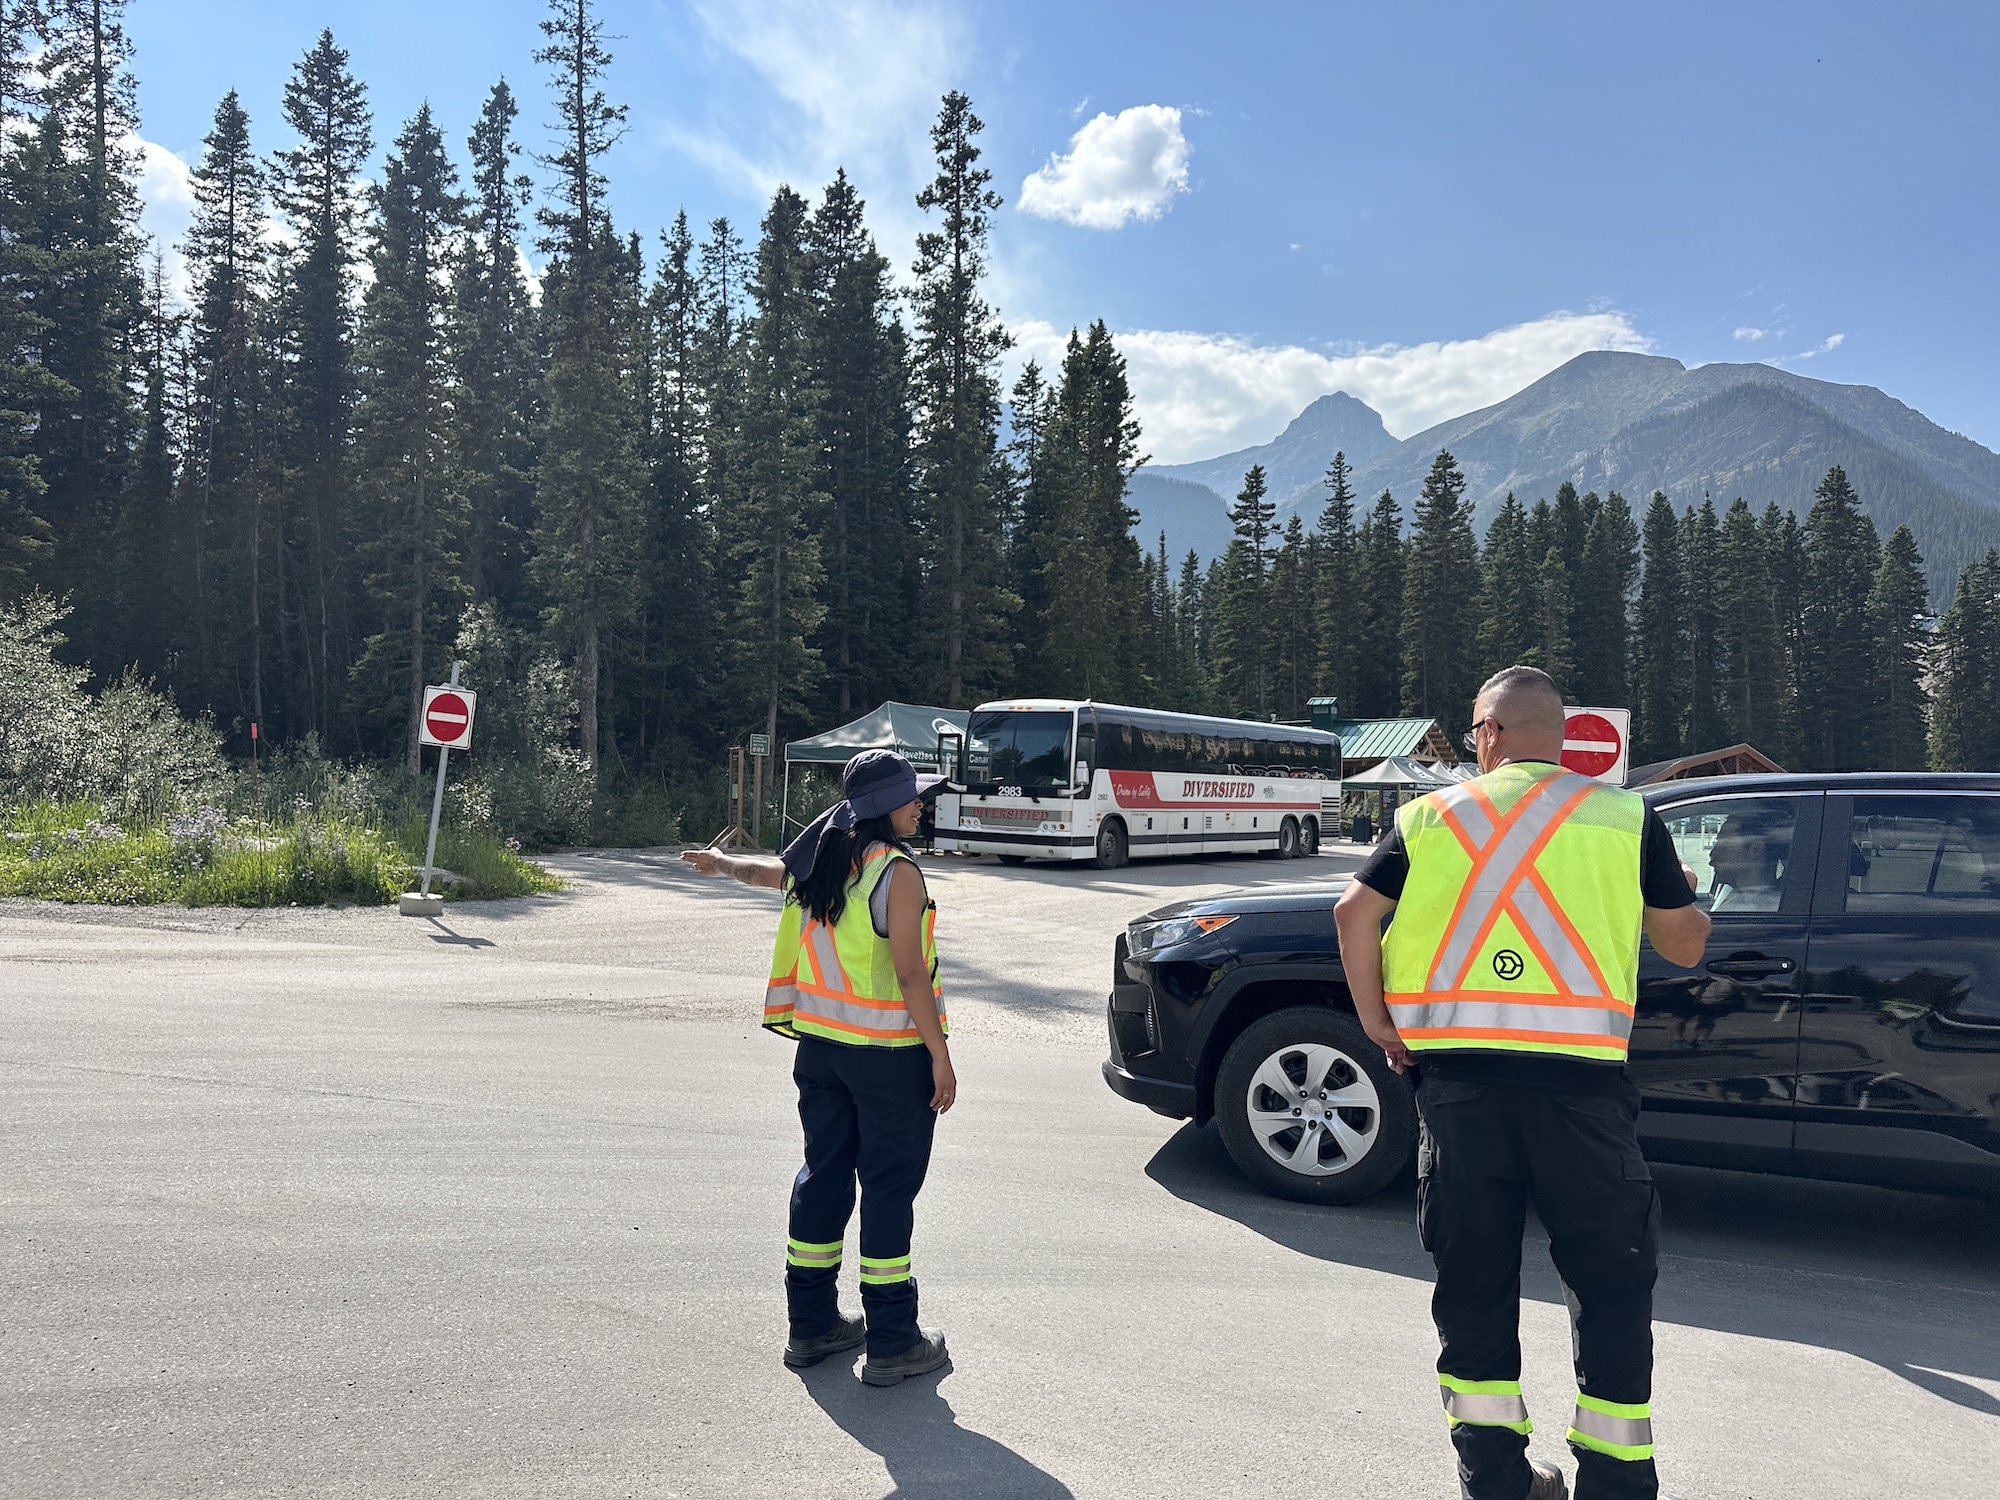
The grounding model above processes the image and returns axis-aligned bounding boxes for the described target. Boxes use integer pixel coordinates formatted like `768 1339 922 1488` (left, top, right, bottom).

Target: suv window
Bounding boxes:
1657 796 1801 914
1845 795 2000 910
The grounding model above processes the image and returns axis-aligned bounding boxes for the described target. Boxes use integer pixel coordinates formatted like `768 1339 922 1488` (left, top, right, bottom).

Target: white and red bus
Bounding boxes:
933 699 1343 869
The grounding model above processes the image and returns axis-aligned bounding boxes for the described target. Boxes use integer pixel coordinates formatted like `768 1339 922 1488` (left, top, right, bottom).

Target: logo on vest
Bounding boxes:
1492 949 1526 982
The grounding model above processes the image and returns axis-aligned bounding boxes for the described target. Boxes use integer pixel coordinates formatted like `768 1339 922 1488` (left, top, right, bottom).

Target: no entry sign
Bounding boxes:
419 685 477 749
1562 707 1629 784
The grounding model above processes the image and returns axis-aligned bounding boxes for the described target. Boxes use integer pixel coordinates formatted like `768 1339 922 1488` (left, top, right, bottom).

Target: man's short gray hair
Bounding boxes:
1476 665 1565 735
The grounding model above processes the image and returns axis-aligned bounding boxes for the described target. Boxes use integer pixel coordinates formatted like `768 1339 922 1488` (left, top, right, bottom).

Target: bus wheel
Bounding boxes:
998 854 1029 866
1300 817 1320 856
1277 817 1301 858
1094 819 1128 870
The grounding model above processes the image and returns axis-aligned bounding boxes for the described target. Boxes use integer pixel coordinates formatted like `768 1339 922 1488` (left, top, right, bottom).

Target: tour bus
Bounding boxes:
932 699 1343 869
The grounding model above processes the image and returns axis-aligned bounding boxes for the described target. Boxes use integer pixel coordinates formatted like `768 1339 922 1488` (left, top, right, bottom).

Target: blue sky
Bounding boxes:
127 1 2000 463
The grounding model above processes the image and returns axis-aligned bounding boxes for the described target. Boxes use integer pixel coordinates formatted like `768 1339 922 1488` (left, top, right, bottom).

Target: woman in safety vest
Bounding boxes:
681 749 955 1386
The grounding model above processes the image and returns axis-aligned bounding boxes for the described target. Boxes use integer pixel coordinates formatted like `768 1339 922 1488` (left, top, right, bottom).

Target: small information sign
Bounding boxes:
748 733 772 758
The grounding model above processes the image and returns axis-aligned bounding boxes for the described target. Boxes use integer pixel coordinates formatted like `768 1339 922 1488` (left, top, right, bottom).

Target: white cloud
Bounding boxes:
1733 325 1766 342
1772 332 1845 365
1018 104 1190 230
131 133 196 303
666 0 962 255
1013 311 1653 464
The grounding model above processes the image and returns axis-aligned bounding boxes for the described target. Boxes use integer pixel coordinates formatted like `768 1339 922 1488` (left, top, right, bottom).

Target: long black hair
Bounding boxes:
790 814 907 926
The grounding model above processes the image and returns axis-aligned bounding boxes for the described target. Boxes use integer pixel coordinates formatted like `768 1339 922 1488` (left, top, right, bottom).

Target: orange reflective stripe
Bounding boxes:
1523 864 1614 998
1442 776 1597 993
1387 989 1634 1013
1403 1026 1630 1049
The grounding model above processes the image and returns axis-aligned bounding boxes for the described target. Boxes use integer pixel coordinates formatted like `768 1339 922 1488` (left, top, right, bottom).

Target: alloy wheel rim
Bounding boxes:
1244 1041 1381 1176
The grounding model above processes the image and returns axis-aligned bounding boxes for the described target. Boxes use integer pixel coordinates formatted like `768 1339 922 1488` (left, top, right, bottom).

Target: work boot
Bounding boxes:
1527 1459 1569 1500
860 1330 950 1387
782 1313 865 1369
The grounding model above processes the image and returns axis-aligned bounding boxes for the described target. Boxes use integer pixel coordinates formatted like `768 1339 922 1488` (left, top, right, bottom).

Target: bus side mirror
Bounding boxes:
1074 761 1090 785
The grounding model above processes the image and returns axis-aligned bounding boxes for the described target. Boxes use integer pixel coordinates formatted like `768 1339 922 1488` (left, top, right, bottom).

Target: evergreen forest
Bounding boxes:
4 1 1996 850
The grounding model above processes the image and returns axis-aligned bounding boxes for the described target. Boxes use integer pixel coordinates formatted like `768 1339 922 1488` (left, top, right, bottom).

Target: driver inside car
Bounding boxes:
1706 810 1789 912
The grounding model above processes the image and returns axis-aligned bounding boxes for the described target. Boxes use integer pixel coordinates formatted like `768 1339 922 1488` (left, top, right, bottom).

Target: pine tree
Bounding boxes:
179 89 268 730
1927 551 2000 772
1763 501 1806 766
451 79 539 614
807 170 915 715
1715 497 1782 753
1034 322 1144 699
1351 490 1404 718
731 184 826 757
1210 463 1276 715
1571 491 1638 709
1680 498 1724 751
909 90 1014 703
530 0 643 768
1535 541 1574 694
0 2 58 586
1399 451 1478 720
1268 513 1317 720
31 0 144 630
1631 491 1687 764
1868 524 1929 771
1005 358 1054 665
352 105 467 769
1797 465 1882 770
1476 492 1538 675
272 28 371 739
1314 451 1359 712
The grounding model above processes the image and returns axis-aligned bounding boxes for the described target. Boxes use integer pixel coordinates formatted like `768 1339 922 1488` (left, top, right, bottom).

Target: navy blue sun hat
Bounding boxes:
780 749 943 885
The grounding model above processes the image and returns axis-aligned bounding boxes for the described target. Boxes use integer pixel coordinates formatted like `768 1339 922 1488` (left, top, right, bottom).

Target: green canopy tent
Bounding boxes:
780 702 970 840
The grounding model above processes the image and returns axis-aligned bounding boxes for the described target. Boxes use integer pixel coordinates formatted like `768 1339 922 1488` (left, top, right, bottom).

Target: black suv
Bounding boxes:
1103 772 2000 1204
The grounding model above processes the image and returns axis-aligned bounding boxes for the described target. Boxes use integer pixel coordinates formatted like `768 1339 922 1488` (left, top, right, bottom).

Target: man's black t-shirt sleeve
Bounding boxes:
1352 804 1691 909
1638 807 1696 909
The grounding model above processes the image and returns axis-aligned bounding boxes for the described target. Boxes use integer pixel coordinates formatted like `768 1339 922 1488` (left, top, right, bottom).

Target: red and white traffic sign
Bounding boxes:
419 684 477 749
1562 707 1629 784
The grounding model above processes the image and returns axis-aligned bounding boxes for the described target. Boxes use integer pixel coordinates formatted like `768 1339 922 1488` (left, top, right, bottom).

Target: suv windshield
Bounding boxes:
966 710 1073 788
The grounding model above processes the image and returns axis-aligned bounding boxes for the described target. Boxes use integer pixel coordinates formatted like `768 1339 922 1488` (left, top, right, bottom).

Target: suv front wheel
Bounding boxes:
1213 1006 1417 1204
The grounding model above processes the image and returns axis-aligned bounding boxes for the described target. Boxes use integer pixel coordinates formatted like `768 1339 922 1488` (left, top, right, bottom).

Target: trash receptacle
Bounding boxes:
1352 812 1373 844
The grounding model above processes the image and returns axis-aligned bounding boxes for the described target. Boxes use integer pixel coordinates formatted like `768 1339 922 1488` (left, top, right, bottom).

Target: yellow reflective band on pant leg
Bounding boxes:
1437 1373 1533 1434
857 1254 911 1285
1567 1394 1654 1460
786 1237 843 1269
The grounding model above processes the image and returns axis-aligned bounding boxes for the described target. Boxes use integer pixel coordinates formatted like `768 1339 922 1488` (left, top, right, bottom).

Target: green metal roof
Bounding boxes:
1324 718 1444 762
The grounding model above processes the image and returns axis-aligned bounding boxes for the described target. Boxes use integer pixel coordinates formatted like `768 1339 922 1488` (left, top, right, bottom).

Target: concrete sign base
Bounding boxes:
398 892 446 917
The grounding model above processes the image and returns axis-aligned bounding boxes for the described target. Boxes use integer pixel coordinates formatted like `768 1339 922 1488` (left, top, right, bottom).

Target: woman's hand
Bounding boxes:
929 1048 957 1114
680 848 722 876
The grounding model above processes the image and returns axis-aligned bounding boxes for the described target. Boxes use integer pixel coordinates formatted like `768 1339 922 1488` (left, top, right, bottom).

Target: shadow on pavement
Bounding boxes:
1144 1119 2000 1417
798 1362 1074 1498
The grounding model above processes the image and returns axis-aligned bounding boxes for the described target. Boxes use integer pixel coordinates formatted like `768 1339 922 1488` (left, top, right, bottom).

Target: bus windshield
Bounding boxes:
966 710 1073 789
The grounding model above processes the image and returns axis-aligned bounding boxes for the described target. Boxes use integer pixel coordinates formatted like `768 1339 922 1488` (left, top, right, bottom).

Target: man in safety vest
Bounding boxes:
1334 666 1710 1500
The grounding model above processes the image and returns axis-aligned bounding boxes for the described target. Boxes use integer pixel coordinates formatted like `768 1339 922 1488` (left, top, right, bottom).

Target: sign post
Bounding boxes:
1561 707 1630 785
709 746 757 851
400 664 477 916
748 733 771 847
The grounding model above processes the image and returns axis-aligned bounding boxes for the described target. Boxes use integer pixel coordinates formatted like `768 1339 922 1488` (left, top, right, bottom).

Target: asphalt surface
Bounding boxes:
4 846 1997 1498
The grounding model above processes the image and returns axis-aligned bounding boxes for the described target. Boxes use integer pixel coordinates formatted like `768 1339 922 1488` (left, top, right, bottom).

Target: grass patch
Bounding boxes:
0 801 560 907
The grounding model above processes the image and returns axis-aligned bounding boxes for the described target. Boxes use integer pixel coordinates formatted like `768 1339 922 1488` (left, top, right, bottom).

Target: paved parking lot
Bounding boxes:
4 848 1997 1497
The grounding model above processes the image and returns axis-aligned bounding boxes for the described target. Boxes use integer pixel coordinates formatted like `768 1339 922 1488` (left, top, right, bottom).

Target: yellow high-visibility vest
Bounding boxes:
1382 762 1646 1063
765 845 945 1047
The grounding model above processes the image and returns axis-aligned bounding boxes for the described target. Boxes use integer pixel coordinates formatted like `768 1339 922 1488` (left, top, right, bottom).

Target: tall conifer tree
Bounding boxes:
1797 465 1881 770
1351 490 1404 718
1715 497 1782 752
1477 492 1538 675
1680 498 1724 751
909 91 1013 703
1399 451 1478 720
1572 491 1638 708
1868 524 1929 771
1631 491 1687 763
1928 551 2000 772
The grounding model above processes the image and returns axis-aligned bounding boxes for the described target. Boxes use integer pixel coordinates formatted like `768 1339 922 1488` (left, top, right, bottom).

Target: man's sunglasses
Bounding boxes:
1461 717 1503 756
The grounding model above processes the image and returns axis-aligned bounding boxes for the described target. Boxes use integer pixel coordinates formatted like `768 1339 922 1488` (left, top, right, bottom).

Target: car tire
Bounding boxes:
997 854 1029 866
1300 817 1321 856
1213 1006 1417 1205
1277 817 1301 858
1093 819 1128 870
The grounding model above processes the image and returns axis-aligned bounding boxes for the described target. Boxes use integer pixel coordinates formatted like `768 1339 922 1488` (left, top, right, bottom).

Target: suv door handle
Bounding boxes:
1705 954 1796 978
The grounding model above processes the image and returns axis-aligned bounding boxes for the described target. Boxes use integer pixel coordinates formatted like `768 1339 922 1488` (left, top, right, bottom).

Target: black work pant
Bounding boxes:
1416 1073 1661 1500
787 1037 938 1358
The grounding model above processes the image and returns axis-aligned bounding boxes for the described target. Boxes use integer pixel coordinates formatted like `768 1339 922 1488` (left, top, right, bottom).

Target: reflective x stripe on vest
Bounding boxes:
765 846 946 1048
1439 1373 1532 1434
1568 1395 1655 1461
1383 763 1646 1063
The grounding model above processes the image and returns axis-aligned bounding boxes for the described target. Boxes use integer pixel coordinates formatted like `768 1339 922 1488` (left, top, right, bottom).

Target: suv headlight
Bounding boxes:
1127 913 1237 954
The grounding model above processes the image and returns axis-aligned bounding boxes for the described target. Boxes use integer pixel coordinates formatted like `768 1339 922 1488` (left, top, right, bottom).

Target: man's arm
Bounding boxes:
1644 901 1710 967
679 847 786 889
1333 879 1412 1073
